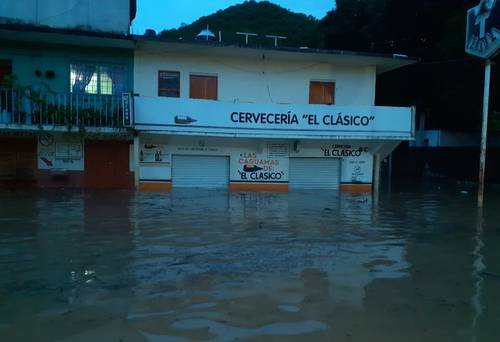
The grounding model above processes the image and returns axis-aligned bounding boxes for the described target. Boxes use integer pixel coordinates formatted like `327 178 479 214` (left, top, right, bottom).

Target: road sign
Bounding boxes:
466 0 499 59
466 1 498 207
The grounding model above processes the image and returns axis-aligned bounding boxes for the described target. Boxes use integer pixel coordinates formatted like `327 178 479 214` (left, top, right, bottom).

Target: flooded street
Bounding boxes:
1 184 500 341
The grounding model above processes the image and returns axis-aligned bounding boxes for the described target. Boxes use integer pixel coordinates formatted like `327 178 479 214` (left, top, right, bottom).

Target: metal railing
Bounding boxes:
0 88 125 129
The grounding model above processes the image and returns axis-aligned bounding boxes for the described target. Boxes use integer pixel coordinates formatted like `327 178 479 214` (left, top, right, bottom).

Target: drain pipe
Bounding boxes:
478 59 491 208
388 151 393 192
373 153 381 204
133 134 140 188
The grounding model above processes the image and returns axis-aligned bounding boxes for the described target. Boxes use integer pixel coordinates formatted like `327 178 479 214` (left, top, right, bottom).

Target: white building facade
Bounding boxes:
130 39 416 192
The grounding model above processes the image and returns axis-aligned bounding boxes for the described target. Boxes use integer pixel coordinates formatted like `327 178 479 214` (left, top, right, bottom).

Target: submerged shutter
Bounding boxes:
172 155 229 188
289 158 340 189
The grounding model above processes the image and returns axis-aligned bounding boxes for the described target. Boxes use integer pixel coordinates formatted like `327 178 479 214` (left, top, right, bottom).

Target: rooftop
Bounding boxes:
0 24 419 73
133 34 419 74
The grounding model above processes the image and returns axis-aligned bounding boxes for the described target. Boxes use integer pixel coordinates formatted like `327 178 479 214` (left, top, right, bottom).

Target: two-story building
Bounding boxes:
130 37 416 192
0 1 416 192
0 0 136 188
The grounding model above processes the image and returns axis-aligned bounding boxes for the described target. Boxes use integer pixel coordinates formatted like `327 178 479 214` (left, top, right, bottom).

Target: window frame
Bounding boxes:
309 80 335 105
189 74 218 100
0 59 12 87
69 62 127 95
158 70 181 98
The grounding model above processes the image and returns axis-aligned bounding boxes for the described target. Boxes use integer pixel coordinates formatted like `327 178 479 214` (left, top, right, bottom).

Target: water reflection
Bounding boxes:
0 184 499 341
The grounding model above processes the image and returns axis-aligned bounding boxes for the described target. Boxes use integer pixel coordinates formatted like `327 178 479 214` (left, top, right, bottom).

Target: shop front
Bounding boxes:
0 132 134 189
132 97 414 192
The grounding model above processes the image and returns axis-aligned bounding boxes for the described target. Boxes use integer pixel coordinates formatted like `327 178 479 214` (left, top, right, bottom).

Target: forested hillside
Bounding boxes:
159 0 498 131
160 1 322 48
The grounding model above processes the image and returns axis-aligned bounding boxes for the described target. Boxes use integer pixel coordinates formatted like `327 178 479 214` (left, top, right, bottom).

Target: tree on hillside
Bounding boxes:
321 0 477 58
319 0 388 52
320 0 498 132
160 1 322 48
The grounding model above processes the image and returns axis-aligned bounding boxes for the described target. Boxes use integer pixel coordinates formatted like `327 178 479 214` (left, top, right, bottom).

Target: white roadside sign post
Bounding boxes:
465 0 499 207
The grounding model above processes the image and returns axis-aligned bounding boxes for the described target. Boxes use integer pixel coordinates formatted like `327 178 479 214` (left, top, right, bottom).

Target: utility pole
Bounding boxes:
478 59 491 208
465 0 499 207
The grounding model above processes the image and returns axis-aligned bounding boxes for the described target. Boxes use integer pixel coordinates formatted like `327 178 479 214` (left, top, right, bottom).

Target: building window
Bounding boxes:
70 64 126 95
190 74 217 100
309 81 335 105
158 71 180 97
0 60 12 112
0 60 12 87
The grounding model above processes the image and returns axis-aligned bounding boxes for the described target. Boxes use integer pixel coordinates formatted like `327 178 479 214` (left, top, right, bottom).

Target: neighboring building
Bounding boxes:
390 129 500 181
130 37 417 192
0 0 136 35
413 129 500 148
0 1 136 189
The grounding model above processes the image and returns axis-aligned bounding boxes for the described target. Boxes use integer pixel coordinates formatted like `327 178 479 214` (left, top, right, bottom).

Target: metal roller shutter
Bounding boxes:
172 155 229 188
289 158 341 189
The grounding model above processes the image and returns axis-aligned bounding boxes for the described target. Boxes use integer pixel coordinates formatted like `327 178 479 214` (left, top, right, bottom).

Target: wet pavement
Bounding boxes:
1 183 500 341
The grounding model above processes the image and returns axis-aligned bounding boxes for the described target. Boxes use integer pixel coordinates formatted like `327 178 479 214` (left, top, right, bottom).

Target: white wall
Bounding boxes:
134 50 377 106
412 130 491 147
137 136 375 185
0 0 130 34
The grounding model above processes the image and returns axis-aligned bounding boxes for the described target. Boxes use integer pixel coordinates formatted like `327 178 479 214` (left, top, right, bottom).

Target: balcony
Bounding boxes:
133 96 415 140
0 88 127 132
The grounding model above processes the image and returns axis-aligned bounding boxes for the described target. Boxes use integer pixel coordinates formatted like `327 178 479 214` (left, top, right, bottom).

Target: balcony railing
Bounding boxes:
0 88 125 129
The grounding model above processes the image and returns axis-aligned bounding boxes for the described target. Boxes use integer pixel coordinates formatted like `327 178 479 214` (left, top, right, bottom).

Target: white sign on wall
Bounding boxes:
230 144 289 183
37 133 84 171
140 143 169 164
134 97 414 139
341 154 373 184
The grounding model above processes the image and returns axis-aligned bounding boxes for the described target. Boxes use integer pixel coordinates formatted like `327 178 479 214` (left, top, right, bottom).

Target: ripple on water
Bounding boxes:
1 186 500 341
141 319 329 342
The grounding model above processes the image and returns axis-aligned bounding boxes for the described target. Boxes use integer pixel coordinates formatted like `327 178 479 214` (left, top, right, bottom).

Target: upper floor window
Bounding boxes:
190 74 217 100
309 81 335 105
0 60 12 87
158 71 180 97
70 64 126 95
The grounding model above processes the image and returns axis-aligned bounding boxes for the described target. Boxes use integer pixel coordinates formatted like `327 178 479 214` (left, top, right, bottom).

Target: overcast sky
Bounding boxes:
132 0 335 34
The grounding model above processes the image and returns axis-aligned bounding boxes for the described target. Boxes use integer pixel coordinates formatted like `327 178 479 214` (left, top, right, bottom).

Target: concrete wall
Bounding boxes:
0 0 131 34
134 50 377 106
412 130 500 148
0 41 134 93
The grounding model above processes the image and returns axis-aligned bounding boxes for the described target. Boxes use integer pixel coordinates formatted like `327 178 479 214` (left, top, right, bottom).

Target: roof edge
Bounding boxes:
132 34 420 63
0 23 131 40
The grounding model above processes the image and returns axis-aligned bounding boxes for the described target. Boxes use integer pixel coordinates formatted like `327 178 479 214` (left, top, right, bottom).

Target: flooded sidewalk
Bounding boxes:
0 185 499 341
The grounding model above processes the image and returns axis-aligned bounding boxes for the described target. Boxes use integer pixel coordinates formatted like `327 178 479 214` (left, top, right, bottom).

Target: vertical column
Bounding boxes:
478 60 491 208
133 134 140 188
388 152 393 192
373 153 381 202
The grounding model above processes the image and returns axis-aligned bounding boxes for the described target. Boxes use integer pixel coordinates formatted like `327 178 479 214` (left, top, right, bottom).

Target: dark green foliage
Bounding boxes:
159 0 321 48
319 0 498 132
156 0 498 132
320 0 388 52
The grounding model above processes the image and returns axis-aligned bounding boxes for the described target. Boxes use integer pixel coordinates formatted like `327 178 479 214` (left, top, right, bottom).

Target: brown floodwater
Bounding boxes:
0 183 499 341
